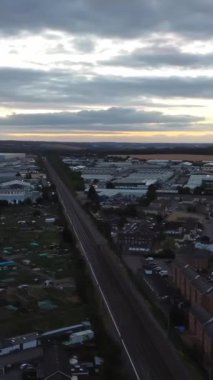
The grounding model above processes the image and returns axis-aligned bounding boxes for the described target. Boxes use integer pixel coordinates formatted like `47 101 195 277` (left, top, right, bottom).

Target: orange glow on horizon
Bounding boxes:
7 130 213 138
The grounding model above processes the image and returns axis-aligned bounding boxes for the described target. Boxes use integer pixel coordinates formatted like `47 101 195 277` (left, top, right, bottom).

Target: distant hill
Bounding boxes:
0 140 213 155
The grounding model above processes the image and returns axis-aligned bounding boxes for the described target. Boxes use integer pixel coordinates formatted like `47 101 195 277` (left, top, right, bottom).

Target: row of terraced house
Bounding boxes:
172 258 213 362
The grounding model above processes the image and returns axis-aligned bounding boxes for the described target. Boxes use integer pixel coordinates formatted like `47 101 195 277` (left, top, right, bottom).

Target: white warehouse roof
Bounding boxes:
96 188 147 198
82 174 113 181
185 174 213 189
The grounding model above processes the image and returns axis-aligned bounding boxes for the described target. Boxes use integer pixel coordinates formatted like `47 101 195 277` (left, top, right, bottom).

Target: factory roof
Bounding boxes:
190 304 212 324
82 174 113 181
96 188 147 198
113 177 157 185
185 174 213 189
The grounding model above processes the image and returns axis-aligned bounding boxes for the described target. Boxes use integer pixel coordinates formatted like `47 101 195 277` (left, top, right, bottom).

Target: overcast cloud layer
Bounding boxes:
1 0 213 38
0 0 213 142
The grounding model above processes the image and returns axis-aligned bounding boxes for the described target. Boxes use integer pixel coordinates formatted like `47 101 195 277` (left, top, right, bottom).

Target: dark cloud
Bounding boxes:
103 46 213 68
0 0 156 37
0 1 211 141
0 108 202 133
0 68 213 111
0 0 213 40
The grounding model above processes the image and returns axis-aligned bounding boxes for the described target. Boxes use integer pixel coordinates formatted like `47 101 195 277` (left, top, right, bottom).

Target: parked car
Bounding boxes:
154 266 162 272
159 270 168 277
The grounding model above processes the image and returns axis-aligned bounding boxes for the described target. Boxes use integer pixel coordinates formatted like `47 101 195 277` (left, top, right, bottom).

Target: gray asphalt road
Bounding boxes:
0 347 43 367
44 158 190 380
0 369 21 380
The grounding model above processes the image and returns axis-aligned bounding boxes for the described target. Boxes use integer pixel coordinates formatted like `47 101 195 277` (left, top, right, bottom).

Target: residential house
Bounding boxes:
177 247 210 271
189 304 213 361
172 258 213 314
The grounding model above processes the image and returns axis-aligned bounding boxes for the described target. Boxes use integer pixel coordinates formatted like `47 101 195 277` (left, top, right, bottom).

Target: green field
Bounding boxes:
0 202 87 338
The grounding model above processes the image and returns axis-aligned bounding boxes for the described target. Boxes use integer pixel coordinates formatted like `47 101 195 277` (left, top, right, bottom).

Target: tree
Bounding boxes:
178 186 191 194
23 198 32 205
33 209 41 217
187 205 196 213
106 181 115 189
156 214 163 224
25 172 32 180
140 184 157 206
117 216 126 230
193 186 202 195
200 235 210 244
0 200 8 207
147 184 157 202
62 226 75 246
36 197 43 204
98 221 111 239
87 185 99 204
123 204 138 217
162 237 176 256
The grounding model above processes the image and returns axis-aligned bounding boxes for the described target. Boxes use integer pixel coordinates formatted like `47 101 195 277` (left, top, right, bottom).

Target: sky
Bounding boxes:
0 0 213 143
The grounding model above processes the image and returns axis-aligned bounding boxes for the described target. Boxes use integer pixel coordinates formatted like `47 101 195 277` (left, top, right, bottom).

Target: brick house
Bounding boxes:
177 247 210 271
189 304 213 361
172 258 213 314
117 221 155 254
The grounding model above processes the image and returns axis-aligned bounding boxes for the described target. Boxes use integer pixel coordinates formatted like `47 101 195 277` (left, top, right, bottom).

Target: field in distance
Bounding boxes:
117 154 213 161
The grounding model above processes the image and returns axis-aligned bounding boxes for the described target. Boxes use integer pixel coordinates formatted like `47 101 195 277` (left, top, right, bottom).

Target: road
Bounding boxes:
0 347 43 368
44 158 190 380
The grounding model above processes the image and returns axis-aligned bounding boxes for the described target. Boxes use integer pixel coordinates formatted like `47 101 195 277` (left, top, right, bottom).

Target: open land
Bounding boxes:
0 202 86 338
117 154 213 161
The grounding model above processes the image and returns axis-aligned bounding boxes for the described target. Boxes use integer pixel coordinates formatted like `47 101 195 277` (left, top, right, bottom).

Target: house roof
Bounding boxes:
0 332 39 350
43 370 71 379
6 332 39 345
191 276 213 294
0 180 32 188
175 258 213 294
191 304 213 338
190 304 212 324
43 344 70 379
178 247 211 260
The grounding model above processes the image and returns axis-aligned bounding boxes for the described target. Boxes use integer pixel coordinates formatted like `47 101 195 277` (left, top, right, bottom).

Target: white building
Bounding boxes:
185 174 213 190
65 330 94 345
0 180 33 189
0 153 26 160
114 169 174 186
0 179 41 203
113 177 157 188
0 189 41 204
82 174 113 183
96 188 147 199
146 159 169 165
0 333 39 356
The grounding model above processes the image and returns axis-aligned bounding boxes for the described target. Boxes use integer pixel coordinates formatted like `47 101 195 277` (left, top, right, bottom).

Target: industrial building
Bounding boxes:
82 174 113 183
0 333 40 356
96 188 147 199
185 175 213 190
